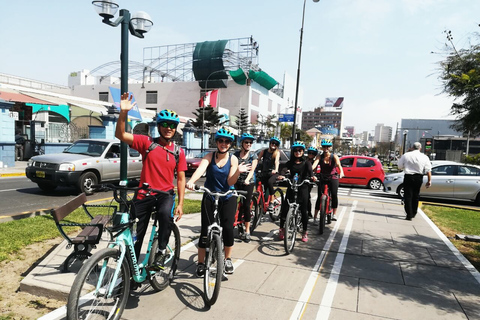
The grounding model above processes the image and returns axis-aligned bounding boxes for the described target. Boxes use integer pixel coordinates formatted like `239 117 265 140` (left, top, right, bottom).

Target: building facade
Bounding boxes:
301 107 343 133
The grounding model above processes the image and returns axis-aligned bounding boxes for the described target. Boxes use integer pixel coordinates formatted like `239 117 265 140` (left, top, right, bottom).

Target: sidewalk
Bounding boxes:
0 160 27 177
28 196 480 320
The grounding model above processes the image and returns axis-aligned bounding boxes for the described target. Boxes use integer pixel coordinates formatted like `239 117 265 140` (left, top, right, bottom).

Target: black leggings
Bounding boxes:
131 191 175 259
315 179 339 210
199 194 237 248
280 184 310 233
260 173 279 198
235 182 254 222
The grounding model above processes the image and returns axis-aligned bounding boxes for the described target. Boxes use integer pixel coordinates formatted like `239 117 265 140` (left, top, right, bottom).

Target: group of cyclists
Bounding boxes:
116 93 344 282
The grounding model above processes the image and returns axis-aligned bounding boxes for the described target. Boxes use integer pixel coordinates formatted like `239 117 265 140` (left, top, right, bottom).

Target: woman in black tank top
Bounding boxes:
257 137 281 210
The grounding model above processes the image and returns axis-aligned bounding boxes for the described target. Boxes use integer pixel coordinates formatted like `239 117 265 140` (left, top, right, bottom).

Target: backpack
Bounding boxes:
144 138 180 169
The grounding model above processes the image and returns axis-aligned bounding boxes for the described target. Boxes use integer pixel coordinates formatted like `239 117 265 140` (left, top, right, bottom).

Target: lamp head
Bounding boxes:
131 11 153 35
92 1 119 20
313 0 320 2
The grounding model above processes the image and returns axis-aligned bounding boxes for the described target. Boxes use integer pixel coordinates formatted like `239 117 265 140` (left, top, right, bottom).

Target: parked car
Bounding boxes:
338 155 385 189
383 160 480 205
26 139 142 195
186 150 212 176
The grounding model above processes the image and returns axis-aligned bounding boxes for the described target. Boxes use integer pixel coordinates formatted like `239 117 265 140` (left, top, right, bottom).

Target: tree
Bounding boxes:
439 30 480 136
232 108 250 136
191 106 227 130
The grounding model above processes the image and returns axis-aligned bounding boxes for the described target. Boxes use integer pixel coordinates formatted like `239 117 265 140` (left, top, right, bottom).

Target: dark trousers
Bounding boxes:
235 182 254 222
280 184 309 232
403 174 423 218
199 194 237 248
131 191 175 259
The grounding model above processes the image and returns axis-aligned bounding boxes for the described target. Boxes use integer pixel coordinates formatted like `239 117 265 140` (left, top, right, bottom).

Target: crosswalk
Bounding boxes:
310 186 402 205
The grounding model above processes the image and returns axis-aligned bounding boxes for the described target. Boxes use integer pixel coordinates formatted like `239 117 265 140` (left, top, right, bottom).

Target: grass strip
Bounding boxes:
422 204 480 271
0 198 201 263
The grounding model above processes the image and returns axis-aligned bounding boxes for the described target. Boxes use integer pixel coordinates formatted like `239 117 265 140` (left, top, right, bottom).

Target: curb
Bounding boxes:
0 172 25 178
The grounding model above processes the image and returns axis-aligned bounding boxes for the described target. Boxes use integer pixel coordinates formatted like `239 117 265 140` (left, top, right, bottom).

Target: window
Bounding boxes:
99 92 109 102
432 165 456 176
129 148 140 157
251 91 260 107
146 91 158 104
356 158 375 167
458 166 480 176
341 158 354 167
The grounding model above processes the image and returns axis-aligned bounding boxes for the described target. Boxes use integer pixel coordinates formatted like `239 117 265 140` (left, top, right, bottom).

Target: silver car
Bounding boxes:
26 139 143 194
383 160 480 205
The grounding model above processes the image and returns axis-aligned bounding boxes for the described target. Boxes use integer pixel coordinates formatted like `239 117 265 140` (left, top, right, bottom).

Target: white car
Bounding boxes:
383 160 480 205
26 139 142 194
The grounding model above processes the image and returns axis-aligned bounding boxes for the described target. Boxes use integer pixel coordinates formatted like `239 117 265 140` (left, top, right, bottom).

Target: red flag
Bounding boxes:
199 90 219 108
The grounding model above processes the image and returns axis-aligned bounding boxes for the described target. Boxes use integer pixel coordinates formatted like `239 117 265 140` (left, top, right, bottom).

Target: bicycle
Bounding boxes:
280 175 315 254
254 169 284 223
66 182 181 320
193 185 246 307
317 173 336 235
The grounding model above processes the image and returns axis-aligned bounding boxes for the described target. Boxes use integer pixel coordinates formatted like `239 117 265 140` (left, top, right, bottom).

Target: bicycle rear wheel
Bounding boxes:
269 188 284 222
284 208 297 254
250 196 261 232
319 195 327 235
149 222 181 291
67 248 130 320
204 233 223 306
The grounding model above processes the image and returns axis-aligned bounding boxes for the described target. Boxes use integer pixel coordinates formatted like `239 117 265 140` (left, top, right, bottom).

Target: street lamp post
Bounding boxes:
92 0 152 207
291 0 320 145
200 69 227 153
402 130 409 155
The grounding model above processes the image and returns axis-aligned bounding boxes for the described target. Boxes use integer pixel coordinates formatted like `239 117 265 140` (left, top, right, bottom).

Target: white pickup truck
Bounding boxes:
26 139 143 194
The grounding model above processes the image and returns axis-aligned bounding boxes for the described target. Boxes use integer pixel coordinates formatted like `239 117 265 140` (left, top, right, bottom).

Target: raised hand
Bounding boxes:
120 92 136 112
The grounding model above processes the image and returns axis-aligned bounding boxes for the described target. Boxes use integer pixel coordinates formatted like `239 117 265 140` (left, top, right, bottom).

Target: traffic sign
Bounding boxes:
279 113 294 122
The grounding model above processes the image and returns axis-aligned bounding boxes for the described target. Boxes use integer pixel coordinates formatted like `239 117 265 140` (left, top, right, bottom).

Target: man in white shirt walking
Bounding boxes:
398 142 432 220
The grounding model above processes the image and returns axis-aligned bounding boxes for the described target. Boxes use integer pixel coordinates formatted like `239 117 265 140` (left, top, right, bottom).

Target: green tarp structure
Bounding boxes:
229 68 247 85
28 103 70 122
193 40 228 89
248 70 278 90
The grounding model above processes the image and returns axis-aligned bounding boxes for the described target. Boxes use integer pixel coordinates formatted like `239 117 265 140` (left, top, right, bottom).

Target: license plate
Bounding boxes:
36 171 45 178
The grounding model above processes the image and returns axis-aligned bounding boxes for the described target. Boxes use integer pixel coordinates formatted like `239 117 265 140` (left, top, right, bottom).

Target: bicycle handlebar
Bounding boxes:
92 182 171 204
194 185 248 198
279 177 316 188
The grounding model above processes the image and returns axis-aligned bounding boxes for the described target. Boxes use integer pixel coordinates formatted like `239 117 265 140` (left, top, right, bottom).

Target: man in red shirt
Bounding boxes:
115 92 186 270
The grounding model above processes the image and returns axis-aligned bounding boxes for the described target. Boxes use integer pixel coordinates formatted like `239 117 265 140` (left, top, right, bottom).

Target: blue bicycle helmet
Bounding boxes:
270 136 281 145
240 133 255 142
321 139 333 147
214 128 234 142
307 146 318 154
291 141 305 150
156 109 180 124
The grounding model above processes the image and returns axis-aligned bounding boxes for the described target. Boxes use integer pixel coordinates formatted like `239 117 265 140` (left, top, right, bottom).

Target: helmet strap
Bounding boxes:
158 132 174 144
216 148 228 154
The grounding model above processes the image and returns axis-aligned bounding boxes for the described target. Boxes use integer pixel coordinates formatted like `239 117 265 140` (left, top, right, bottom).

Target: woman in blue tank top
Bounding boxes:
187 128 251 277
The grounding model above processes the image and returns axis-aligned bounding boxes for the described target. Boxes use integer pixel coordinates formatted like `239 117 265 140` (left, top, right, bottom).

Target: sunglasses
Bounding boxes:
243 141 253 144
217 139 231 144
159 122 177 129
293 148 304 153
308 152 317 155
270 142 279 146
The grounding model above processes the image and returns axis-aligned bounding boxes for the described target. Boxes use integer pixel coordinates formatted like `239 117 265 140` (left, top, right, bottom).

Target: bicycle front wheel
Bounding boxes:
319 195 327 235
149 222 181 291
204 233 223 306
269 188 284 222
67 248 130 320
284 208 297 254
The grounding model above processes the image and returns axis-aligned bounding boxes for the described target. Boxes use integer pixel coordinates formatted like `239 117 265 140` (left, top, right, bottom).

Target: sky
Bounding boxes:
1 0 479 134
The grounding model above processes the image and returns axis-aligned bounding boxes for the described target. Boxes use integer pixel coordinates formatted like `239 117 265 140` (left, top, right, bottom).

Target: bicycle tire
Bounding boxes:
284 207 297 254
67 248 130 320
269 188 284 222
250 196 261 232
204 233 223 306
319 195 327 235
148 222 181 291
